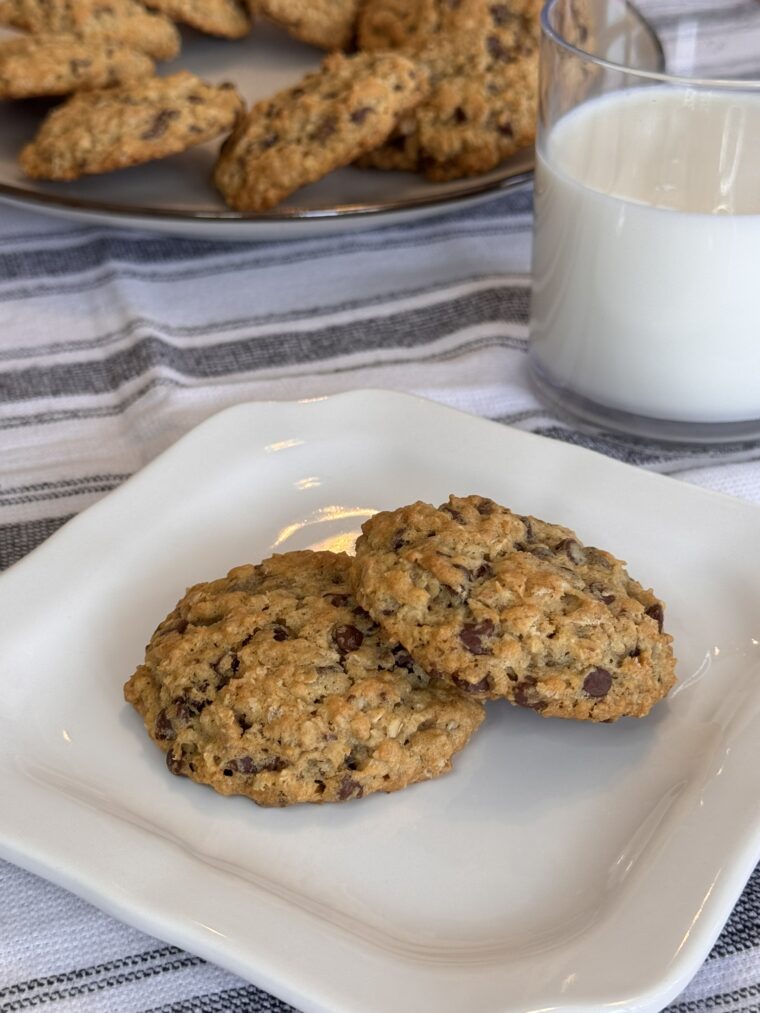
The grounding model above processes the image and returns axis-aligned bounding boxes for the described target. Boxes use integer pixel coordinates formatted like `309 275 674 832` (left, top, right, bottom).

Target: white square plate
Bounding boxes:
1 391 759 1013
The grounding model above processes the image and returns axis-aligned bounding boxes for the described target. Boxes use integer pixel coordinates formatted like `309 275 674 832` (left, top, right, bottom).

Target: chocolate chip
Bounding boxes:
459 619 495 655
166 748 184 775
514 679 547 711
173 695 202 724
351 106 372 124
645 603 664 632
338 776 363 800
140 108 180 141
587 547 613 569
326 593 350 607
583 668 612 697
590 582 615 604
558 538 585 565
237 713 252 732
312 117 336 142
352 605 370 619
272 624 289 642
223 755 287 776
490 3 509 23
154 710 173 741
159 617 187 638
441 505 464 523
333 624 364 653
454 563 472 582
452 674 490 695
392 644 415 671
473 563 492 580
498 120 514 138
487 35 510 61
475 499 495 516
453 106 467 123
213 652 240 684
629 646 641 658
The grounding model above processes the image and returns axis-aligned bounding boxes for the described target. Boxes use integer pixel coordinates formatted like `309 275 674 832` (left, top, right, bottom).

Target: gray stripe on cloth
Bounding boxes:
0 947 193 1002
0 474 129 508
0 275 528 363
0 189 534 260
0 332 528 433
141 985 297 1013
490 412 760 473
664 982 760 1013
0 516 72 570
528 425 760 471
0 219 532 303
0 288 531 403
0 192 533 288
0 955 205 1012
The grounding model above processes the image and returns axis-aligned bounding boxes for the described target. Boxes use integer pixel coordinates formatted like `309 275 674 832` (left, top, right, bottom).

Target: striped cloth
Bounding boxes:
2 2 760 1011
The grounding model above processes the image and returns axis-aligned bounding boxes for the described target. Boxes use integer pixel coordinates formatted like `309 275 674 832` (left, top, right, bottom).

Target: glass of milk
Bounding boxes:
528 0 760 442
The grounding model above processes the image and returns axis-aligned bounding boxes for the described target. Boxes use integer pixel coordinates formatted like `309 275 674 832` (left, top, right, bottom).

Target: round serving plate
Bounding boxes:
0 3 661 240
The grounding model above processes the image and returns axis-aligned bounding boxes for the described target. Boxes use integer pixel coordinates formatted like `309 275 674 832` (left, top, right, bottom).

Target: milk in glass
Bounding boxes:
529 86 760 423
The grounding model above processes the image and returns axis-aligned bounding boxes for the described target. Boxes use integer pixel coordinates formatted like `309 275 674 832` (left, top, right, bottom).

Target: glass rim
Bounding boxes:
541 0 760 90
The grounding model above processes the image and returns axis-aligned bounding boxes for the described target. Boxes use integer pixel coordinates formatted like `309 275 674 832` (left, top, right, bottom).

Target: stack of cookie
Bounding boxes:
124 494 677 808
2 0 540 209
0 0 251 179
355 0 541 181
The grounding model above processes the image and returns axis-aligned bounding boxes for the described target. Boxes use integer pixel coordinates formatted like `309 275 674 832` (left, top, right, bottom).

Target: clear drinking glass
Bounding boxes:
528 0 760 442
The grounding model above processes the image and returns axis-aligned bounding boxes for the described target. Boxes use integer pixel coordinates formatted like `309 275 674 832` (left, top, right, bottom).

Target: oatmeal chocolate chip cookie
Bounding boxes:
351 495 676 722
124 551 484 807
357 0 483 52
254 0 359 51
358 0 539 180
417 47 537 181
358 0 541 52
0 34 154 100
2 0 181 61
213 51 427 211
19 72 243 180
144 0 252 40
